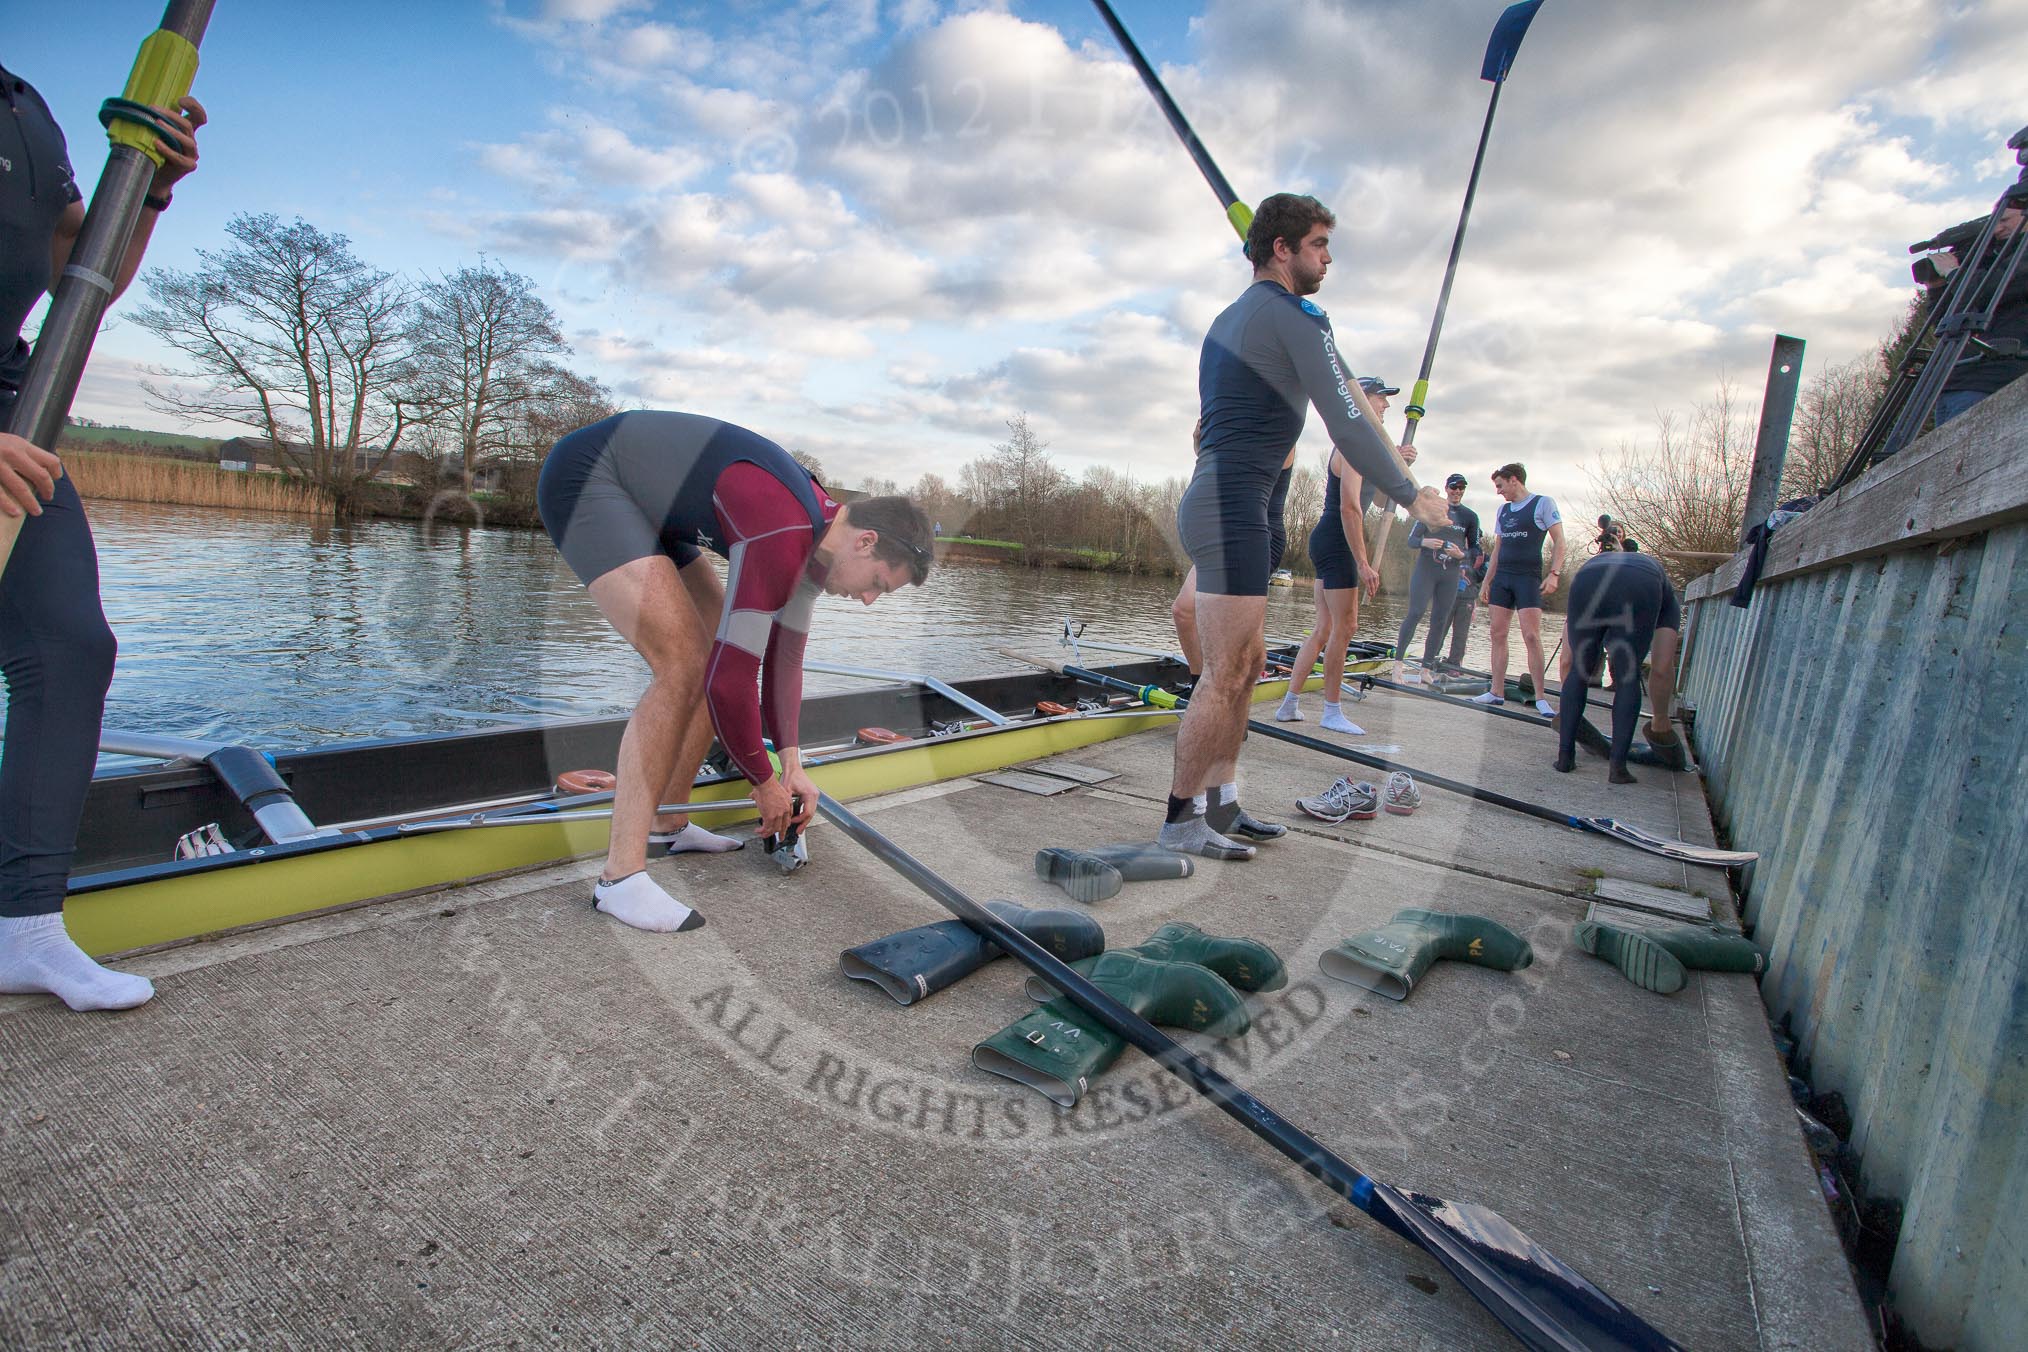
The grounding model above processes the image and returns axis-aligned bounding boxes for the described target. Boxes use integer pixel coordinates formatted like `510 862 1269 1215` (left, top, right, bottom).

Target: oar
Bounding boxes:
1265 660 1565 731
815 789 1681 1352
2 2 212 589
1366 1 1547 582
1003 652 1753 868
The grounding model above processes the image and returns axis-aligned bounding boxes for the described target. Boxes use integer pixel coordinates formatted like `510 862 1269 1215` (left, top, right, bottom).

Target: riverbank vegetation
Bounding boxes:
132 214 616 518
64 450 332 517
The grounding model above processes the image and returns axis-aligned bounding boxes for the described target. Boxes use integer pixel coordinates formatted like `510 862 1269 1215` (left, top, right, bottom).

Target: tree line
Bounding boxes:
876 411 1405 579
135 214 616 516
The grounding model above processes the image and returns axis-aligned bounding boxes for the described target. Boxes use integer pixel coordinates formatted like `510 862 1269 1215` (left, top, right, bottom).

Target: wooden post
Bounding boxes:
1742 334 1806 544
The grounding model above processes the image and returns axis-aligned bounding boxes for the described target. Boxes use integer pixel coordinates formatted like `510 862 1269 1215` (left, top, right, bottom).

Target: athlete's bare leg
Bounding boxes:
654 557 729 832
1170 593 1266 798
1518 606 1547 695
1171 567 1202 674
1284 581 1329 698
1646 627 1680 735
588 555 712 881
1486 605 1514 690
1316 586 1362 699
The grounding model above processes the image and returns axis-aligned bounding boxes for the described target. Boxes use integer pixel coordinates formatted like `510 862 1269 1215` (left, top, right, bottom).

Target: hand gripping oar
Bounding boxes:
2 2 212 587
816 790 1682 1351
1006 653 1754 868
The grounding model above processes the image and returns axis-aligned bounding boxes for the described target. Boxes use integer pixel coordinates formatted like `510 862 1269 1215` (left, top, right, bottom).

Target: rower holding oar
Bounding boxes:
536 412 932 932
1 61 207 1012
1164 193 1446 861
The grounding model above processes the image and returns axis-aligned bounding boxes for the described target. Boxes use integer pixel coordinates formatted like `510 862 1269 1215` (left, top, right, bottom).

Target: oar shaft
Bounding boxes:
1058 662 1574 829
1090 0 1251 239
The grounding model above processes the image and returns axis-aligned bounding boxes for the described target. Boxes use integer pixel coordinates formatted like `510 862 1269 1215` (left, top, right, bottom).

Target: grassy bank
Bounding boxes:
64 451 332 518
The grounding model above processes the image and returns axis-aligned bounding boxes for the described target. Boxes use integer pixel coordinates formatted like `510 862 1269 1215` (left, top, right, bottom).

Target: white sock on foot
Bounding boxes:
1471 691 1504 706
650 822 745 855
1275 693 1303 721
1320 703 1365 736
593 872 705 932
0 913 154 1011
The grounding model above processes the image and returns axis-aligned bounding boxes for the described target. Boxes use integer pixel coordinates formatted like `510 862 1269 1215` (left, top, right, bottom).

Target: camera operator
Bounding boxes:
1916 192 2028 425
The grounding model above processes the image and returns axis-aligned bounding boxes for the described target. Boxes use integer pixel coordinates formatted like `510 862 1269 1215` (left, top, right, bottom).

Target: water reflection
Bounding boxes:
0 502 1559 756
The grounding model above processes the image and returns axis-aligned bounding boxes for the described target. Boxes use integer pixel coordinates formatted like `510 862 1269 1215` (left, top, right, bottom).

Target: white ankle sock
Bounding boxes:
1275 693 1303 721
0 913 155 1011
593 872 705 932
650 822 745 855
1320 703 1366 735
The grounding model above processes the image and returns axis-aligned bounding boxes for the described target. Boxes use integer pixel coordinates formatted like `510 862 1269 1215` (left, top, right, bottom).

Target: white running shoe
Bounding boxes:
1296 778 1379 823
1383 771 1422 815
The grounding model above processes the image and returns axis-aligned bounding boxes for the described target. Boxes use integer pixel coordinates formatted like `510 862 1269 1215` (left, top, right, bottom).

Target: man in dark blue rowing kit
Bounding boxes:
1553 550 1681 784
1473 462 1566 717
1162 193 1446 860
0 64 205 1012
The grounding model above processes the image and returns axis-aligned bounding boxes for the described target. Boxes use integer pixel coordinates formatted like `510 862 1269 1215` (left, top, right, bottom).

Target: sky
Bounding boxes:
10 0 2026 522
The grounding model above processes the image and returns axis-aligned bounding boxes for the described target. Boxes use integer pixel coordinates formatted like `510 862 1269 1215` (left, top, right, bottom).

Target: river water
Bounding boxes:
3 502 1561 760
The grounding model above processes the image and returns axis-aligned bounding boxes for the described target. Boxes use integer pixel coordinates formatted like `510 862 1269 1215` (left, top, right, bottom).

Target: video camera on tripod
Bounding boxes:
1832 125 2028 487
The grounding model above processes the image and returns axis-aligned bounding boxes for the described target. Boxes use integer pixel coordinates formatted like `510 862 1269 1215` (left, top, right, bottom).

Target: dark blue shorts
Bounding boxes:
1308 518 1359 590
1486 573 1543 611
1177 467 1275 597
536 419 705 584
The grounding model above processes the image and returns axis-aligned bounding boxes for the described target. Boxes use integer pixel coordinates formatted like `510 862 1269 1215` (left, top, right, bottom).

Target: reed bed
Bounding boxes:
63 451 332 518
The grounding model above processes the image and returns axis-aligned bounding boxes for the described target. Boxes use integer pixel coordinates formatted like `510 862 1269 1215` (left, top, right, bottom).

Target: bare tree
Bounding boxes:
405 262 567 494
1784 355 1883 497
132 213 414 512
487 365 618 506
910 471 969 536
788 449 826 484
1587 375 1757 582
988 412 1064 562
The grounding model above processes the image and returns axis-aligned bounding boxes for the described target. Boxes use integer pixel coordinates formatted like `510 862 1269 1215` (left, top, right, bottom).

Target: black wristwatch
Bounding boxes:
143 191 172 212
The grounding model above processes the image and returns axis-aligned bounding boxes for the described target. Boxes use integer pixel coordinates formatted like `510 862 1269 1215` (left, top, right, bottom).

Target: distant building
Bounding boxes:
217 437 388 477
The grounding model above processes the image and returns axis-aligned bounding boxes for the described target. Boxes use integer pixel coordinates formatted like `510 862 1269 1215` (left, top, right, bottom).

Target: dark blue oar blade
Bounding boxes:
1482 0 1545 81
1368 1183 1685 1351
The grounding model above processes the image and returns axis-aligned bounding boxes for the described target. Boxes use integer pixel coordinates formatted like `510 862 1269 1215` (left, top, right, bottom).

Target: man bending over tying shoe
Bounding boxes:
538 412 933 931
1165 193 1446 861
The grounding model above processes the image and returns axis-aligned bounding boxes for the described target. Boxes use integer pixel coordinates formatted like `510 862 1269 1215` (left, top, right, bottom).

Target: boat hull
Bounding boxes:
65 660 1272 956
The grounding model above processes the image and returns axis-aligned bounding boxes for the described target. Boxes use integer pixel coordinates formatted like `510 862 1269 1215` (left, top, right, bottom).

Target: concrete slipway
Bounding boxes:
1 685 1873 1350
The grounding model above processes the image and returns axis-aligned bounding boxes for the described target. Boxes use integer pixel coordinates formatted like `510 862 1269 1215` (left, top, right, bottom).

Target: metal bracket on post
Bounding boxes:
1741 334 1806 545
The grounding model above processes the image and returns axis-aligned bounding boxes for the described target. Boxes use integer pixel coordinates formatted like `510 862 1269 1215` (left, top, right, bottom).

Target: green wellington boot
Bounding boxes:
1034 843 1194 903
1024 920 1288 1001
975 950 1254 1106
1573 919 1764 995
1320 908 1534 1001
841 901 1104 1005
